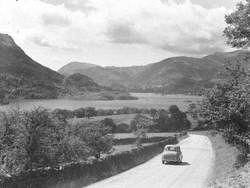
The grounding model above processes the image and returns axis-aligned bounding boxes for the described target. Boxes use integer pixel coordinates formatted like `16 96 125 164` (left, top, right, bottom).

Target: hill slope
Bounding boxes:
0 34 63 100
58 50 250 94
61 73 137 100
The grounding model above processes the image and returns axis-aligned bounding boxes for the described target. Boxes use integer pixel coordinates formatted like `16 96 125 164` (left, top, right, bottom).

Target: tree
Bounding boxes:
0 108 92 174
224 0 250 48
79 123 113 158
200 62 250 134
154 106 191 132
85 107 97 118
131 114 152 147
100 118 116 133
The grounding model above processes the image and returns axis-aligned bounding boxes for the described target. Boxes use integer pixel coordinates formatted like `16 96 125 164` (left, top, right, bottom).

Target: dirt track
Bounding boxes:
85 134 214 188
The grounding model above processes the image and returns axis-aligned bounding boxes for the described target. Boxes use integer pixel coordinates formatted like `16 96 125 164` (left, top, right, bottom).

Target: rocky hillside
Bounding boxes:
58 50 250 94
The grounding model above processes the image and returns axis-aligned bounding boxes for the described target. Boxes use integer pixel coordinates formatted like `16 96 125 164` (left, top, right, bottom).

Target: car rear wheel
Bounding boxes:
178 158 182 164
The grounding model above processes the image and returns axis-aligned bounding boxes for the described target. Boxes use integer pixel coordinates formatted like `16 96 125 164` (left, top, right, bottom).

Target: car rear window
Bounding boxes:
166 146 176 151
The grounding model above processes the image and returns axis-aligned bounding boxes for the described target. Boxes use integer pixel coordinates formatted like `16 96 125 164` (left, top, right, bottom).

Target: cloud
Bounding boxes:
39 0 96 13
0 0 238 69
31 36 54 47
106 21 146 44
41 13 71 27
96 0 229 55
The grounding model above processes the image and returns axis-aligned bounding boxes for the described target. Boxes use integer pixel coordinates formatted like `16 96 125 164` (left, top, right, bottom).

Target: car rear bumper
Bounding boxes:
162 155 181 162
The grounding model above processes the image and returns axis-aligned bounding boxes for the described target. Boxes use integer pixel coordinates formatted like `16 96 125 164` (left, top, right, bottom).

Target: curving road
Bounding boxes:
84 134 214 188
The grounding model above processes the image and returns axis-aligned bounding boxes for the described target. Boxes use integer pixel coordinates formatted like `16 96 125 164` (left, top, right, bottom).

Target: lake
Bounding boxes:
0 93 202 112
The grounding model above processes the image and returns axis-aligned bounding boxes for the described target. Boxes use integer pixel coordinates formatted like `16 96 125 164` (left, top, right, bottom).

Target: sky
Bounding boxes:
0 0 241 70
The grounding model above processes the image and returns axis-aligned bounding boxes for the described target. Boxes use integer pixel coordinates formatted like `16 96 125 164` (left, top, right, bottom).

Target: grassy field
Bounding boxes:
112 143 153 154
113 132 177 139
70 114 137 126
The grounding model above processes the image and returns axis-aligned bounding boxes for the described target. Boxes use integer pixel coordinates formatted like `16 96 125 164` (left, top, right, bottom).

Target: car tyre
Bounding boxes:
178 158 182 164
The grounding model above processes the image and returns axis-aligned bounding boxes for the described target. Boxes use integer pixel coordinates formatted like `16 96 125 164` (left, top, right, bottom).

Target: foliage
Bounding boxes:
77 123 113 158
199 62 250 134
73 108 86 118
0 107 113 174
224 0 250 48
115 123 131 133
52 109 74 122
100 118 116 133
154 106 191 132
131 114 152 147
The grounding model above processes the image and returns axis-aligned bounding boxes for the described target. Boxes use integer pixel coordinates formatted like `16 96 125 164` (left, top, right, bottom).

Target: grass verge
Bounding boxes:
193 131 249 188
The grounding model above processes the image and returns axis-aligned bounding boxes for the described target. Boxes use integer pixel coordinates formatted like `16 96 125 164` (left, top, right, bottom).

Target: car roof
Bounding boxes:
164 145 180 148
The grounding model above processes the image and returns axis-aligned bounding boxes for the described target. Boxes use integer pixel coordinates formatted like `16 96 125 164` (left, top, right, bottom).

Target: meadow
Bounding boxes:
70 114 137 126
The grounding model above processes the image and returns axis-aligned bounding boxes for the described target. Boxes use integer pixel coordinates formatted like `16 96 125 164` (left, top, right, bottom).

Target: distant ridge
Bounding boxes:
58 50 250 94
59 62 98 76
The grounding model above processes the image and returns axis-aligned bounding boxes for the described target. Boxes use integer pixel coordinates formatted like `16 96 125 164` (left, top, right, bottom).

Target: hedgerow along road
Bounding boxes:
84 134 214 188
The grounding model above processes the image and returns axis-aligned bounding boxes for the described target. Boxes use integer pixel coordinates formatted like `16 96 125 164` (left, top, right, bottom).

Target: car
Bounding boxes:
161 145 183 164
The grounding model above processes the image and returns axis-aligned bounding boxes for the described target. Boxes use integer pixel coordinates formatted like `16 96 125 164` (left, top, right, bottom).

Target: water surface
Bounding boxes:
0 93 202 111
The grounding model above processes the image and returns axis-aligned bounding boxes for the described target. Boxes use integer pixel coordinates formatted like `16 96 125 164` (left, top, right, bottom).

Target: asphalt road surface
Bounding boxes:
85 134 214 188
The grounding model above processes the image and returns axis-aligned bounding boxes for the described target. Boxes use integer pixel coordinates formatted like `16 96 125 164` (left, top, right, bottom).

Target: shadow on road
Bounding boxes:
164 162 190 166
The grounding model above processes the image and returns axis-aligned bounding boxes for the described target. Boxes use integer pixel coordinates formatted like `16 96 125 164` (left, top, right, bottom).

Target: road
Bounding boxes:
84 134 214 188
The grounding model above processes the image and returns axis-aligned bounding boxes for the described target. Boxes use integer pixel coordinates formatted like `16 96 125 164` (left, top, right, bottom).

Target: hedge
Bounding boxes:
113 136 167 145
0 136 178 188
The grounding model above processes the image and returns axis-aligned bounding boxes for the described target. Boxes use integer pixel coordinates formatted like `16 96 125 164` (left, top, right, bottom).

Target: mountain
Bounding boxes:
0 34 136 102
59 62 145 89
58 62 98 76
61 73 138 100
58 50 250 94
0 34 63 100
